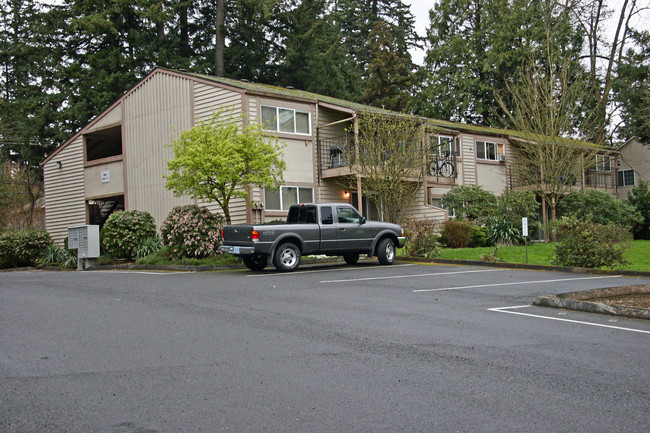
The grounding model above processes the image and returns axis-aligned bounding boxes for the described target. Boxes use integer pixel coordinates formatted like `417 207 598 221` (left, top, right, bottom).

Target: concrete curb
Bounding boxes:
533 285 650 320
401 256 650 277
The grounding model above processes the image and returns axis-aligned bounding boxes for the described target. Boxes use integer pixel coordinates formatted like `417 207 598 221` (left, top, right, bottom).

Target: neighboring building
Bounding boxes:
41 68 616 243
616 138 649 198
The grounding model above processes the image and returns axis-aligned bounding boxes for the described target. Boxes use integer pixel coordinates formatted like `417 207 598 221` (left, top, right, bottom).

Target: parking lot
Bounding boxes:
2 262 649 432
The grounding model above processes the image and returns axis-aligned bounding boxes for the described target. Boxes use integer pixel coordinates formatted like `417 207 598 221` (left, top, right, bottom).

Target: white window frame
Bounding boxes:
261 105 311 135
430 135 460 158
264 186 314 210
595 155 612 171
617 169 635 187
476 140 504 161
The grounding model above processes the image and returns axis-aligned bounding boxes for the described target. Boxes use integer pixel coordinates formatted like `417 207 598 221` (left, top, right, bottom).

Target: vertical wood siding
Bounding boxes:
461 134 477 185
122 73 194 227
43 137 86 243
193 82 242 122
193 81 249 223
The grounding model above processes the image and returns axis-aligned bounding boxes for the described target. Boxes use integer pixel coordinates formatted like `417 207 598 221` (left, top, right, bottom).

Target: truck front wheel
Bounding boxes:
377 238 396 265
273 242 301 272
243 254 267 271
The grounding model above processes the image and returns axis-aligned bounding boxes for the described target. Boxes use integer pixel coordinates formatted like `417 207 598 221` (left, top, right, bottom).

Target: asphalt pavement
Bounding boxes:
1 262 649 432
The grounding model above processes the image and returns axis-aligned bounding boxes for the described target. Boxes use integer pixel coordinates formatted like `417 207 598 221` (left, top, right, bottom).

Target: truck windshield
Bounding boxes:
287 206 318 224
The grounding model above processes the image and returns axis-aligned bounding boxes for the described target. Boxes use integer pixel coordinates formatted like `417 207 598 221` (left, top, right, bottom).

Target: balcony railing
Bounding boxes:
318 135 457 181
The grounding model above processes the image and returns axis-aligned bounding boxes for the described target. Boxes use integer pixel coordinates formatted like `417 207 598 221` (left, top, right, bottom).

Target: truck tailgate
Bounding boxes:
222 225 256 245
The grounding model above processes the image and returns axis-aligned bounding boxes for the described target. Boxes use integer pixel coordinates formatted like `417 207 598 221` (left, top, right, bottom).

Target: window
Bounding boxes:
476 140 504 161
430 135 460 158
287 205 318 224
264 186 314 210
618 169 635 187
321 206 334 224
337 206 363 224
261 105 311 135
595 155 612 171
431 196 455 218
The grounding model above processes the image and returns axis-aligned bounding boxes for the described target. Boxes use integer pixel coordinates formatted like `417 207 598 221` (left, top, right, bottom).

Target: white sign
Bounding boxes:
101 170 110 183
522 217 529 236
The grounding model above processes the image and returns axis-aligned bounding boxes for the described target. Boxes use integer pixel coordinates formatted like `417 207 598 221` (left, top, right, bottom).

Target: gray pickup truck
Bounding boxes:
220 203 406 272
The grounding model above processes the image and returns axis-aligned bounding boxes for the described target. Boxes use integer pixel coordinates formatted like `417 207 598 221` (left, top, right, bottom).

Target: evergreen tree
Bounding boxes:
362 20 412 111
614 30 650 142
415 0 582 127
278 0 355 99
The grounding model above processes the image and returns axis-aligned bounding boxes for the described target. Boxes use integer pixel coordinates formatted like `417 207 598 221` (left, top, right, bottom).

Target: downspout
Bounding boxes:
354 114 363 214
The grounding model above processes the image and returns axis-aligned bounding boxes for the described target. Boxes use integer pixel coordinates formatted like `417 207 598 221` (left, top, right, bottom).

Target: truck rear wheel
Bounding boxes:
273 242 301 272
343 252 360 265
377 238 396 265
243 254 267 271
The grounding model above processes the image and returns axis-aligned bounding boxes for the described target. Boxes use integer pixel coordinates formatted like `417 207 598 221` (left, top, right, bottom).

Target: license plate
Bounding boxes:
233 246 240 254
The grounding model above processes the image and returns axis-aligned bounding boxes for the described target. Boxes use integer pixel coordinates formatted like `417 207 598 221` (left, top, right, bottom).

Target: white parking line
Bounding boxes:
413 275 623 293
320 268 500 283
247 263 417 277
489 305 650 335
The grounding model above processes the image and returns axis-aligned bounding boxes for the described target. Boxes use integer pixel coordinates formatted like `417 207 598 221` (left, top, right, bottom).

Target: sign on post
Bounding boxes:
522 217 529 264
522 217 529 237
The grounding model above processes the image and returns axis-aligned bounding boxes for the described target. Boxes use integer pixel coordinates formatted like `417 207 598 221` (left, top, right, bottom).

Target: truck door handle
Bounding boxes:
339 227 346 231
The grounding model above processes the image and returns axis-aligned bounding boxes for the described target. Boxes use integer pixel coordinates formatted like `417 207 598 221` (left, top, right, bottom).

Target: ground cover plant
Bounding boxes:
431 240 650 272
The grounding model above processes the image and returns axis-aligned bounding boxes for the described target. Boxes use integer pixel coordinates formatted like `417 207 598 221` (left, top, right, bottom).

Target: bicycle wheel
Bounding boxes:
427 160 437 176
439 161 455 177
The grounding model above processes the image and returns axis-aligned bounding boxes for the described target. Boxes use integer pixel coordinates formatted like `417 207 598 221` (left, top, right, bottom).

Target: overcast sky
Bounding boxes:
405 0 650 66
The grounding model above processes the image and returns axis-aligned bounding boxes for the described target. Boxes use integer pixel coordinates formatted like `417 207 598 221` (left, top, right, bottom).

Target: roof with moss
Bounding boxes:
180 69 611 151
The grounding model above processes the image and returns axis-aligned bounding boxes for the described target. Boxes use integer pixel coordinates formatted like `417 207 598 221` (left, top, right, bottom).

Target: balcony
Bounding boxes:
318 135 457 184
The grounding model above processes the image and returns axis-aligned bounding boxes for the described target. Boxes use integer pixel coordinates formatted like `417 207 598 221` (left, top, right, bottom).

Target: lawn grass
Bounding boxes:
435 240 650 272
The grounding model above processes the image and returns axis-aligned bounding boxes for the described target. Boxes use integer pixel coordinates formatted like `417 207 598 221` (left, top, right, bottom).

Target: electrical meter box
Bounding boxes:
68 225 100 259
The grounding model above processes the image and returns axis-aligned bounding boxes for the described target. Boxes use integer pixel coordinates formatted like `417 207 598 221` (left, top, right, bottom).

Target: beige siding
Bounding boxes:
43 137 86 243
88 104 122 131
317 179 349 203
193 82 242 122
85 160 124 198
404 184 448 221
122 72 194 227
461 134 477 185
477 163 507 195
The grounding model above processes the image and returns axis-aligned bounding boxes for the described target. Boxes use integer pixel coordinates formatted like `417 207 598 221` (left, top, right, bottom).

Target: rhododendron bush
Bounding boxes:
161 205 224 259
101 210 157 260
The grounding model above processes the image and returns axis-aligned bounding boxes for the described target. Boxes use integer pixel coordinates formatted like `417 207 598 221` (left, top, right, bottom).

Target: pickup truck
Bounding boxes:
220 203 406 272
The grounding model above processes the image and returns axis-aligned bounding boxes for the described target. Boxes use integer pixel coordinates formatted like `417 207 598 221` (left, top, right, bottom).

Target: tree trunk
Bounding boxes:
215 0 225 76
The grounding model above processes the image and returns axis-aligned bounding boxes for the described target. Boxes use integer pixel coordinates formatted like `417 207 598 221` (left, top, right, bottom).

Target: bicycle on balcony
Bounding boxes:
427 152 455 177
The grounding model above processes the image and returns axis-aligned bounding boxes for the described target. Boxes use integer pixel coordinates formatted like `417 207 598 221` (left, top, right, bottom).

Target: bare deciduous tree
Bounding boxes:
346 113 425 224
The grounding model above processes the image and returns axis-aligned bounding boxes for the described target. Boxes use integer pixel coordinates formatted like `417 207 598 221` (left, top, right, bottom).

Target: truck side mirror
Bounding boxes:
360 216 366 224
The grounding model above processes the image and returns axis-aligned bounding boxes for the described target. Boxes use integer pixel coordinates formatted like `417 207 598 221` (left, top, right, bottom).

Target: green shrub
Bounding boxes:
469 225 489 247
0 230 52 269
403 218 440 257
160 205 224 259
134 236 163 259
486 215 524 246
558 189 642 229
440 220 475 248
628 180 650 240
40 243 77 269
100 210 157 260
442 185 497 223
552 216 631 268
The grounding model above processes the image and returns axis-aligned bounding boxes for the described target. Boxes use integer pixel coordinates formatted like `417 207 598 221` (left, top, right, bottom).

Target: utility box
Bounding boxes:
68 225 100 269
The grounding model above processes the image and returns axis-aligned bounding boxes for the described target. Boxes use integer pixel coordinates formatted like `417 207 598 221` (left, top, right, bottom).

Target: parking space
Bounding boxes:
2 263 649 432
